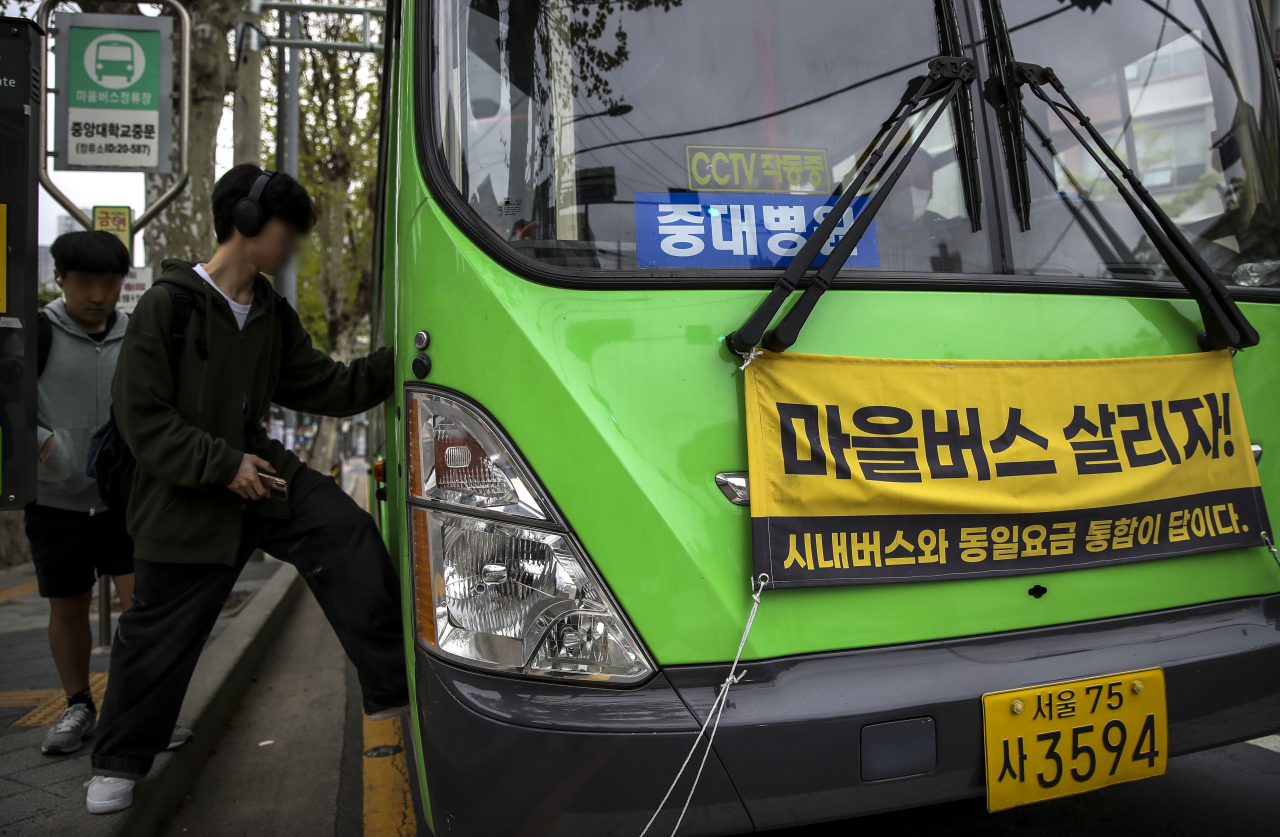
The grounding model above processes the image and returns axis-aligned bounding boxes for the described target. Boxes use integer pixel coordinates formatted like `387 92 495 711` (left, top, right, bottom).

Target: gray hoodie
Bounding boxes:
36 298 128 514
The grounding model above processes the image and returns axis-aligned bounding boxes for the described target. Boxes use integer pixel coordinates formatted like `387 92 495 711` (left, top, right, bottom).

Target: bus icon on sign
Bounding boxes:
82 32 145 90
95 40 134 81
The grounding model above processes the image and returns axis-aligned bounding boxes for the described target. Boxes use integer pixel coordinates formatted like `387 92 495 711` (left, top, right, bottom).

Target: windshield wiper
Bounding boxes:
1021 107 1151 279
727 57 976 355
979 0 1032 232
725 55 976 356
938 0 983 232
725 0 980 357
1015 62 1258 350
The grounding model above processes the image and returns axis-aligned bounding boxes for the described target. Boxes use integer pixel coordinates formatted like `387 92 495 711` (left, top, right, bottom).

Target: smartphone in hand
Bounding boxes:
257 471 288 501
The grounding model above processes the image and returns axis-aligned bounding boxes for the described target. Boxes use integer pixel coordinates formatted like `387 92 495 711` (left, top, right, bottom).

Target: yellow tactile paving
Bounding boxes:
362 715 418 837
0 578 39 605
0 689 61 708
9 672 109 727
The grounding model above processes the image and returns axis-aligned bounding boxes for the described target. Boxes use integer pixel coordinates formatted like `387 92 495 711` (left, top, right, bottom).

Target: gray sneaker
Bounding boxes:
41 703 96 755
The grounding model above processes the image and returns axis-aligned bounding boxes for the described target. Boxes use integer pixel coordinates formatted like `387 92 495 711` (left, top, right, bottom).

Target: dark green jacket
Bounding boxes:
112 259 393 565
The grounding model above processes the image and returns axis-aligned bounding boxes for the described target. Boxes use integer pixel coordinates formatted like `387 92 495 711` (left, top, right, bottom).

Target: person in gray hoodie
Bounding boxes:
28 231 135 757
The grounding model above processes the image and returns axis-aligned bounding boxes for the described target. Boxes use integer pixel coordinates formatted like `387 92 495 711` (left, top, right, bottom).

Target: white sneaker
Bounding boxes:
365 704 409 721
168 724 194 750
84 775 134 814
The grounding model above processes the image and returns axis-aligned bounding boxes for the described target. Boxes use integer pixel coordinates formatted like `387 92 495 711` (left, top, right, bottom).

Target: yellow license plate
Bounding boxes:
982 667 1167 811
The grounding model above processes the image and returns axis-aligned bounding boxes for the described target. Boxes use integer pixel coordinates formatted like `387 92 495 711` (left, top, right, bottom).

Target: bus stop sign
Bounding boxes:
54 12 173 173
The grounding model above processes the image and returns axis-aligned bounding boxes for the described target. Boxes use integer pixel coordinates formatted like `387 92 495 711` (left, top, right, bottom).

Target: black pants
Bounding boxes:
91 467 408 778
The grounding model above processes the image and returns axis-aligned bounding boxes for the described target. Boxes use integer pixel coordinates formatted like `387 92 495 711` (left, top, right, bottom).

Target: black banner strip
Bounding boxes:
754 487 1270 588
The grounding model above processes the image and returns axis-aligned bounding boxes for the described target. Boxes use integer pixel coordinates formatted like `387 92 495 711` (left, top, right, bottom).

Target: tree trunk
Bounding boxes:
309 404 344 478
143 1 241 265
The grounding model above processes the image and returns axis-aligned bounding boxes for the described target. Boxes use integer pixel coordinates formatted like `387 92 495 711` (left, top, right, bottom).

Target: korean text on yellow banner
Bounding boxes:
744 351 1269 588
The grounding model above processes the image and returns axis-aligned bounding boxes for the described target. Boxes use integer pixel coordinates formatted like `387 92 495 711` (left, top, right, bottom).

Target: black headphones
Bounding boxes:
232 169 276 237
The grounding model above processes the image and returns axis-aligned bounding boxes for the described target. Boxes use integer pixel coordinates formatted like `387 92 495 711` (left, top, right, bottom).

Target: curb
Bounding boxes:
104 563 305 837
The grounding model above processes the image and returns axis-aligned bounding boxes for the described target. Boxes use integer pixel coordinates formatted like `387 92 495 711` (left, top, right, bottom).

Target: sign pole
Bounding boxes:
275 8 299 309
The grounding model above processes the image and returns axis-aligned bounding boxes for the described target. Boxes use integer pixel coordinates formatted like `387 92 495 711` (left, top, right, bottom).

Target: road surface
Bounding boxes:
163 589 1279 836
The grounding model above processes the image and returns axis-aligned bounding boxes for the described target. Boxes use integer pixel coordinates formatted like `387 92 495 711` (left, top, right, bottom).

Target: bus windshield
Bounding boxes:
430 0 1280 286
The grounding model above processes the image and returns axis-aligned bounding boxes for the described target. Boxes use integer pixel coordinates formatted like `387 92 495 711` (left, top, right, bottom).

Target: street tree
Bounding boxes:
265 6 382 474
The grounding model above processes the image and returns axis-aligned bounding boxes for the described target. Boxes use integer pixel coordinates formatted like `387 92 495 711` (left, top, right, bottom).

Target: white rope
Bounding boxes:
738 349 763 371
639 574 769 837
1262 531 1280 567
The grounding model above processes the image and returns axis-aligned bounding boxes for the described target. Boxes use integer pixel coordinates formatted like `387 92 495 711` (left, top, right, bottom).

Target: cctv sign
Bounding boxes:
54 13 173 173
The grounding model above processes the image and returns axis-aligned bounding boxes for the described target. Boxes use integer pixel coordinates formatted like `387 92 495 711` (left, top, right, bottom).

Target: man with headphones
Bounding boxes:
85 164 406 814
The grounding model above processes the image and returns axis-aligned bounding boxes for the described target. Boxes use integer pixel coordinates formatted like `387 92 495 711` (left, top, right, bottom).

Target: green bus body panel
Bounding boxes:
389 202 1280 666
385 7 1280 672
374 20 435 830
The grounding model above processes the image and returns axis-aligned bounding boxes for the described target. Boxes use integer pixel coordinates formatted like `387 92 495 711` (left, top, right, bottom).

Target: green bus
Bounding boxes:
369 0 1280 832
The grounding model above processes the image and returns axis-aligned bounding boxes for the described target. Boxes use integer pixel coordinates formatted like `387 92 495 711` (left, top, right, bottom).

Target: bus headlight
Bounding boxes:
406 389 653 684
407 390 549 520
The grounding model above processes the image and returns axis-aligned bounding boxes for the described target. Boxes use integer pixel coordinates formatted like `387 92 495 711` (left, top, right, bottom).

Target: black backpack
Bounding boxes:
86 283 205 510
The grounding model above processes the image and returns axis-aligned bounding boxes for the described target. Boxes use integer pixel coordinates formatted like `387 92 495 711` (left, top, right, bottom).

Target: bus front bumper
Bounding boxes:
413 593 1280 836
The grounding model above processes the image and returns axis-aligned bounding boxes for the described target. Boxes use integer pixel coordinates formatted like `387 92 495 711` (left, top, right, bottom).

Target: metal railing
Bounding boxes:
252 1 385 55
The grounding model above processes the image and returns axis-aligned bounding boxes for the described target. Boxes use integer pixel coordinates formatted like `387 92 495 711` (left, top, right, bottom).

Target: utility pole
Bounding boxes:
276 8 301 448
275 8 300 308
233 0 263 166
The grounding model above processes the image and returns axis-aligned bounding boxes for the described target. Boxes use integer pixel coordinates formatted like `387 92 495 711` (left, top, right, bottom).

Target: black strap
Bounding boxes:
156 281 203 384
36 312 52 377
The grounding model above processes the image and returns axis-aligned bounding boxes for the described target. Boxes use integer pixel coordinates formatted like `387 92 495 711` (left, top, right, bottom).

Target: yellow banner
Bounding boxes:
744 350 1268 588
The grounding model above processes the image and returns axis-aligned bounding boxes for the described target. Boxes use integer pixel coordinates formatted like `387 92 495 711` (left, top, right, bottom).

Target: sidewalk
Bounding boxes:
0 556 298 835
0 462 375 834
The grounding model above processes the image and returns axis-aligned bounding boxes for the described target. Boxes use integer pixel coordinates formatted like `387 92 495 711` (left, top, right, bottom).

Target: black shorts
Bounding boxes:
25 504 134 599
